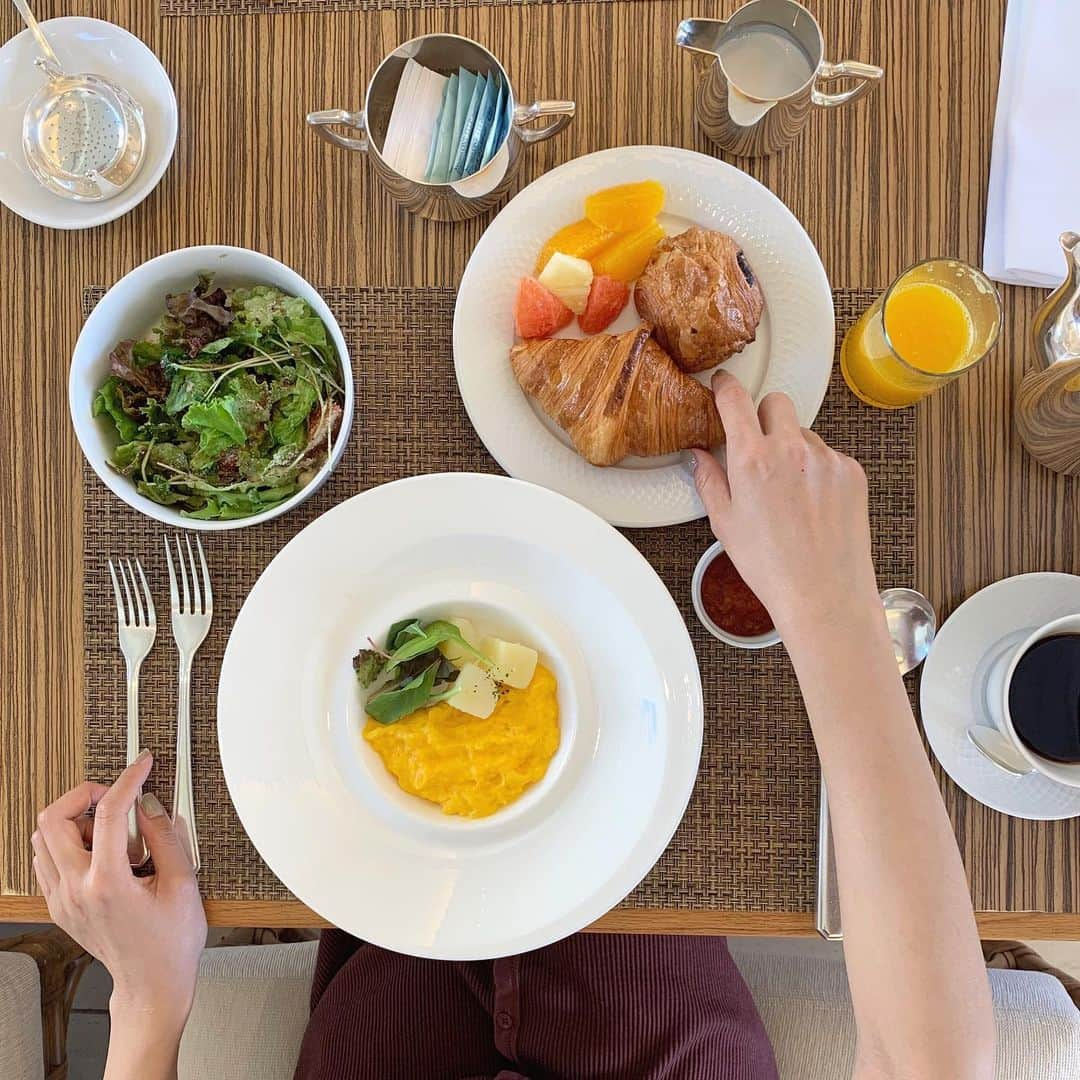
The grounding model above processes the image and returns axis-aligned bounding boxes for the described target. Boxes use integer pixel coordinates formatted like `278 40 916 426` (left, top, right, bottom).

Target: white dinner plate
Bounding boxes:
0 18 177 230
454 146 835 527
920 573 1080 821
218 473 704 959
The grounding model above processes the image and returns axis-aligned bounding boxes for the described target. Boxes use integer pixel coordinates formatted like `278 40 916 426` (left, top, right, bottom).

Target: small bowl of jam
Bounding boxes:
691 541 780 650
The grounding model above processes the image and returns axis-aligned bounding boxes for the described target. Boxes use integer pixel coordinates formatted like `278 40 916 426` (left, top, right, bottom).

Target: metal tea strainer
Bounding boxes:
14 0 146 201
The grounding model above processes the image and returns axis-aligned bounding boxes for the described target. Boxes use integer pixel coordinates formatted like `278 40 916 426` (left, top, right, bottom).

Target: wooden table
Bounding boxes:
2 0 1077 937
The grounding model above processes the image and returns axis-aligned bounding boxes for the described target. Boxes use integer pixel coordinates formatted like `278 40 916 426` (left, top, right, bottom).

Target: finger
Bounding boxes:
690 449 732 530
32 857 56 900
758 392 800 438
90 751 154 873
77 815 95 850
31 831 59 894
137 793 197 881
801 427 828 450
710 371 762 450
36 781 109 875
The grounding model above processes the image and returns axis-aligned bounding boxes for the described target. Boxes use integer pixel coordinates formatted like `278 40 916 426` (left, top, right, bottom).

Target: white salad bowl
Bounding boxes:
69 245 354 531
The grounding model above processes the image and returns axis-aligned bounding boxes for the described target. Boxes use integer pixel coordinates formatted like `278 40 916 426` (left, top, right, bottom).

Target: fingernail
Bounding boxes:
684 450 698 473
140 793 166 819
135 748 151 763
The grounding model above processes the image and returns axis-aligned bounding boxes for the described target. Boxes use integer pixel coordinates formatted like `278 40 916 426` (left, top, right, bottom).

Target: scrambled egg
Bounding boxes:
364 665 560 818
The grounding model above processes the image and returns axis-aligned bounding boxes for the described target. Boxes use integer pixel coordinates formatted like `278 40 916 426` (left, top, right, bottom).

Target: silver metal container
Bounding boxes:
677 0 883 158
308 34 575 222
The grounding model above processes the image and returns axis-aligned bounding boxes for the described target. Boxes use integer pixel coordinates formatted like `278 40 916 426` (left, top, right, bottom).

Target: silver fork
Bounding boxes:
108 558 155 867
164 535 212 873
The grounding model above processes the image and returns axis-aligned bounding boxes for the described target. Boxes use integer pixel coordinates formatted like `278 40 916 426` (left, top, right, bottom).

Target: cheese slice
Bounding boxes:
480 636 538 690
448 662 499 719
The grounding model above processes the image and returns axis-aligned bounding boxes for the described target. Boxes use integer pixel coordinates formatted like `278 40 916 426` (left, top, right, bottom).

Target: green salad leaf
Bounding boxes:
92 276 345 521
93 378 140 442
385 618 424 651
352 649 385 689
199 337 234 356
383 620 487 672
165 369 214 416
269 377 318 451
365 661 460 725
354 618 492 725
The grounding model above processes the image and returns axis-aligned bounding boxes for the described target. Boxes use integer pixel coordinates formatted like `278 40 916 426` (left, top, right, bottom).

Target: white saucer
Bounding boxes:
920 572 1080 821
0 18 177 229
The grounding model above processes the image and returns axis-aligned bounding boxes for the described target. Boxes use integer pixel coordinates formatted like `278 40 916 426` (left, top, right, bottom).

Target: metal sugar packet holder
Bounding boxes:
308 34 575 223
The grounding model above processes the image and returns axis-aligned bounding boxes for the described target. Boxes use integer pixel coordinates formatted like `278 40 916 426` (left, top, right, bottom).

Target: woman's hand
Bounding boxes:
691 372 880 641
32 751 206 1074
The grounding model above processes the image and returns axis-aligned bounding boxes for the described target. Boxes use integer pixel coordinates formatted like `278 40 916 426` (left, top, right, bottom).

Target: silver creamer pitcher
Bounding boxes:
308 34 574 222
677 0 883 158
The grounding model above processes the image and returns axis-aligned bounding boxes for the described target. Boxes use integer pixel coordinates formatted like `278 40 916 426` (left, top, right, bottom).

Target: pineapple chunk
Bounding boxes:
479 637 538 690
538 252 593 315
438 617 480 668
449 662 499 719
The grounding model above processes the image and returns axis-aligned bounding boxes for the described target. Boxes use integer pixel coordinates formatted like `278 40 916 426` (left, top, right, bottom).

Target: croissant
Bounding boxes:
509 324 724 467
634 227 764 373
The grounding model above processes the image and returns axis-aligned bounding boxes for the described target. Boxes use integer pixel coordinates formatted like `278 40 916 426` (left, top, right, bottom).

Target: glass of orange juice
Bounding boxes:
840 259 1003 408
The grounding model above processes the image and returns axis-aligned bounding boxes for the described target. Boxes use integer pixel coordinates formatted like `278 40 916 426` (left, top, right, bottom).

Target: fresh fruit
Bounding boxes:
585 181 665 233
538 252 594 315
448 662 499 719
480 637 538 690
578 275 630 334
536 218 616 274
438 618 480 668
591 220 665 283
513 277 574 339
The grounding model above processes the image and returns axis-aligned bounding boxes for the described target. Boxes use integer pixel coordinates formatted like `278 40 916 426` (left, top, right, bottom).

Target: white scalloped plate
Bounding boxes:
454 146 834 527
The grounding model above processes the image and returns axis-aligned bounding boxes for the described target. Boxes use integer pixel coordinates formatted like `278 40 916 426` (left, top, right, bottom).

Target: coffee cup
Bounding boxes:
971 613 1080 786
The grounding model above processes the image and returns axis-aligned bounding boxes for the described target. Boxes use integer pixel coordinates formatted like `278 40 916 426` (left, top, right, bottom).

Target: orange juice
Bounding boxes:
840 260 1002 409
884 283 973 373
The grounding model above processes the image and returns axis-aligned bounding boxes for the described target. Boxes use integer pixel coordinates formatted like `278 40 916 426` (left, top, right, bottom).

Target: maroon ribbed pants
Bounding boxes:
294 931 778 1079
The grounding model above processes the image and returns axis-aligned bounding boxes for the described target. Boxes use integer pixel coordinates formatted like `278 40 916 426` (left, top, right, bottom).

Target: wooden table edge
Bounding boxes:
2 896 1078 938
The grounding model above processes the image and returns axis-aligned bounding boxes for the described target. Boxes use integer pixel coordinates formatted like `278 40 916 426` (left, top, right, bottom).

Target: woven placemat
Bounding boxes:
84 285 913 908
162 0 636 16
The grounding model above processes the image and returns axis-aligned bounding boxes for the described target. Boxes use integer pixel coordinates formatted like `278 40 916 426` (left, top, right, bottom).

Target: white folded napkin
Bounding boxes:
984 0 1080 288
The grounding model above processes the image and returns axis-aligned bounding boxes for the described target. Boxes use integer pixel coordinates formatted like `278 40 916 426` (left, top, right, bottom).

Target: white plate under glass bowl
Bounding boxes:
0 17 177 229
69 244 354 531
218 473 704 959
454 145 835 527
920 572 1080 821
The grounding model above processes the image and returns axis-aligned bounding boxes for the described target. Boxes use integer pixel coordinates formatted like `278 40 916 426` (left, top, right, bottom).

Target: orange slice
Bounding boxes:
535 218 615 274
584 181 665 233
590 220 665 283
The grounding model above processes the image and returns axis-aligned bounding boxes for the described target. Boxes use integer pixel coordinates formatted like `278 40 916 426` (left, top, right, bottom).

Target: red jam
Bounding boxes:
700 551 774 638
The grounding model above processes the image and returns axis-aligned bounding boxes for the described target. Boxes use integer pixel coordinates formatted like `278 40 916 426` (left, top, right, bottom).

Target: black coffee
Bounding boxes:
1008 634 1080 764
